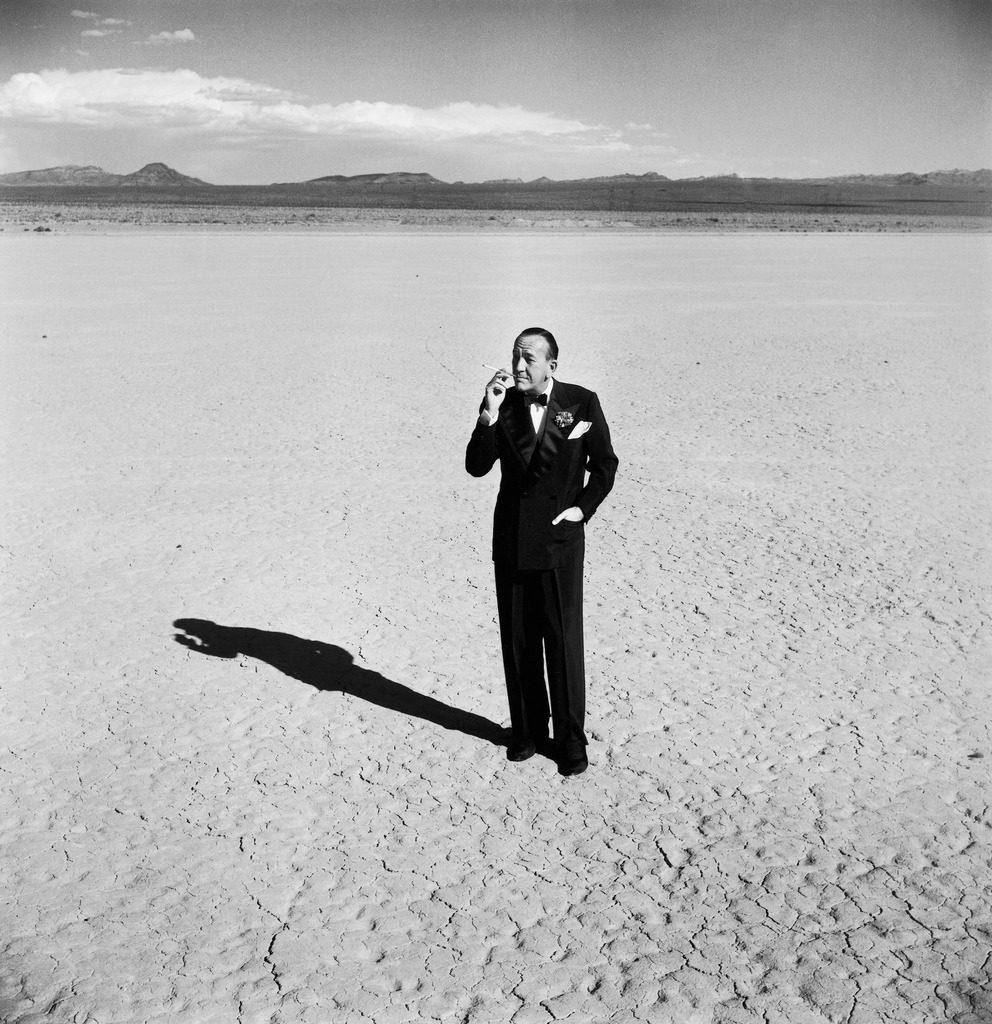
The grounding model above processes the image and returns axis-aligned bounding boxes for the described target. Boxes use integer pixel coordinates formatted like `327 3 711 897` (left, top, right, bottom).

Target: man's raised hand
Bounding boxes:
482 369 513 419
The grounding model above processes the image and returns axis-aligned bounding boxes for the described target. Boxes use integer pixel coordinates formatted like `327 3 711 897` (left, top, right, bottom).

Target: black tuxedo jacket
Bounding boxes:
466 379 618 571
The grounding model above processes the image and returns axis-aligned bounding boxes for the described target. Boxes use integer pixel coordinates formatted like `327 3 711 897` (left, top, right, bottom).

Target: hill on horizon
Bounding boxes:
298 171 446 187
0 162 211 187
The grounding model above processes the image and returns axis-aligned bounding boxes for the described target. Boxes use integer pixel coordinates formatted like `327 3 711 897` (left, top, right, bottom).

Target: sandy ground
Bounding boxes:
3 202 990 233
1 231 990 1023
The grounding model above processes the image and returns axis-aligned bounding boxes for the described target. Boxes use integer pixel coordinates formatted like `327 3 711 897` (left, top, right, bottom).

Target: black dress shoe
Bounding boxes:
557 752 588 776
506 740 537 762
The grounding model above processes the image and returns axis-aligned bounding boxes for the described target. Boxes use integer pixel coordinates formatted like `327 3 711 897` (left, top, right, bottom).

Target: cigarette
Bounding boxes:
484 364 511 375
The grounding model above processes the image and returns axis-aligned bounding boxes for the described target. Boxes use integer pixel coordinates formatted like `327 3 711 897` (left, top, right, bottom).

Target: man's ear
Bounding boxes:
549 359 558 374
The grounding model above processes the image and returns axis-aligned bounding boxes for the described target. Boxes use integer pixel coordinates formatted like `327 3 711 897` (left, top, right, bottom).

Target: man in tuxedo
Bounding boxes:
466 328 618 776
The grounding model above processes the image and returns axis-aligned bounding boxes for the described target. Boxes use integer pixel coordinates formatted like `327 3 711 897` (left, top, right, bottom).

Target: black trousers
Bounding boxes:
494 558 587 753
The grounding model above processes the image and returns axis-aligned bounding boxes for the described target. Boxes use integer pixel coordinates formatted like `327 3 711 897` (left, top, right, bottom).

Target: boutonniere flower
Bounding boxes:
554 410 574 429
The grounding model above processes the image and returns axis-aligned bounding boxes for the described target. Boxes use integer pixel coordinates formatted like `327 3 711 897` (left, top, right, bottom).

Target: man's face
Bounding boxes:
512 335 556 394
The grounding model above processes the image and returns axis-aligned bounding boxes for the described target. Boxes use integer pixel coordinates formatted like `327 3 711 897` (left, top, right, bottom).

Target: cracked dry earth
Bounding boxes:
2 231 990 1024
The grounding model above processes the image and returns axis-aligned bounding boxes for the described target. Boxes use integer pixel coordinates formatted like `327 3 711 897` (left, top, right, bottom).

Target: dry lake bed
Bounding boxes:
2 229 990 1023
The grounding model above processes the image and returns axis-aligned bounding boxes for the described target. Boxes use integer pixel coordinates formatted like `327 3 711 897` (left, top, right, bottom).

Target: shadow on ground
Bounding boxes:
173 618 506 747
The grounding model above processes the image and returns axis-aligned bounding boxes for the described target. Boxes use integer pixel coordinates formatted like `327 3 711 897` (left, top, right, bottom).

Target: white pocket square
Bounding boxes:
567 420 592 440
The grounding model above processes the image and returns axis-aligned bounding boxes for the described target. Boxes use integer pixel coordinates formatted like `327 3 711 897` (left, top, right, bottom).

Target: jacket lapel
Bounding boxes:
501 395 534 470
527 384 576 481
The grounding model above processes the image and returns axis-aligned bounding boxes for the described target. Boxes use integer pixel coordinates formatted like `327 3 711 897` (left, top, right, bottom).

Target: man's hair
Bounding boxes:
514 327 558 361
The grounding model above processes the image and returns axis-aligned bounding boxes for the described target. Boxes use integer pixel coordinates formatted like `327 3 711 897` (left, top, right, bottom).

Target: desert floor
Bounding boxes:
1 230 990 1023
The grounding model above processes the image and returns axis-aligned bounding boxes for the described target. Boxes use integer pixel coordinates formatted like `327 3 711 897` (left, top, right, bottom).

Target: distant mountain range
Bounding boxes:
791 169 992 187
1 162 990 188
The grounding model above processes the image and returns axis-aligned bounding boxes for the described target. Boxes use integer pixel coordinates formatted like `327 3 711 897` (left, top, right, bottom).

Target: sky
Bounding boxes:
0 0 989 184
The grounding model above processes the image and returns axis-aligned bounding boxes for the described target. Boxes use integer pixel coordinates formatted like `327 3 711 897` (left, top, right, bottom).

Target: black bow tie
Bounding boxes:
524 393 549 407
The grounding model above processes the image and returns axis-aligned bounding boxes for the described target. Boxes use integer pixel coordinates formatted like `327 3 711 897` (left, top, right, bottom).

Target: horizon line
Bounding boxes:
2 162 991 187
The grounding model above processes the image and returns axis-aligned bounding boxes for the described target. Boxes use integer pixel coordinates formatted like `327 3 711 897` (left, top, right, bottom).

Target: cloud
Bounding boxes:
0 69 599 143
81 29 121 38
144 29 197 45
72 10 130 26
